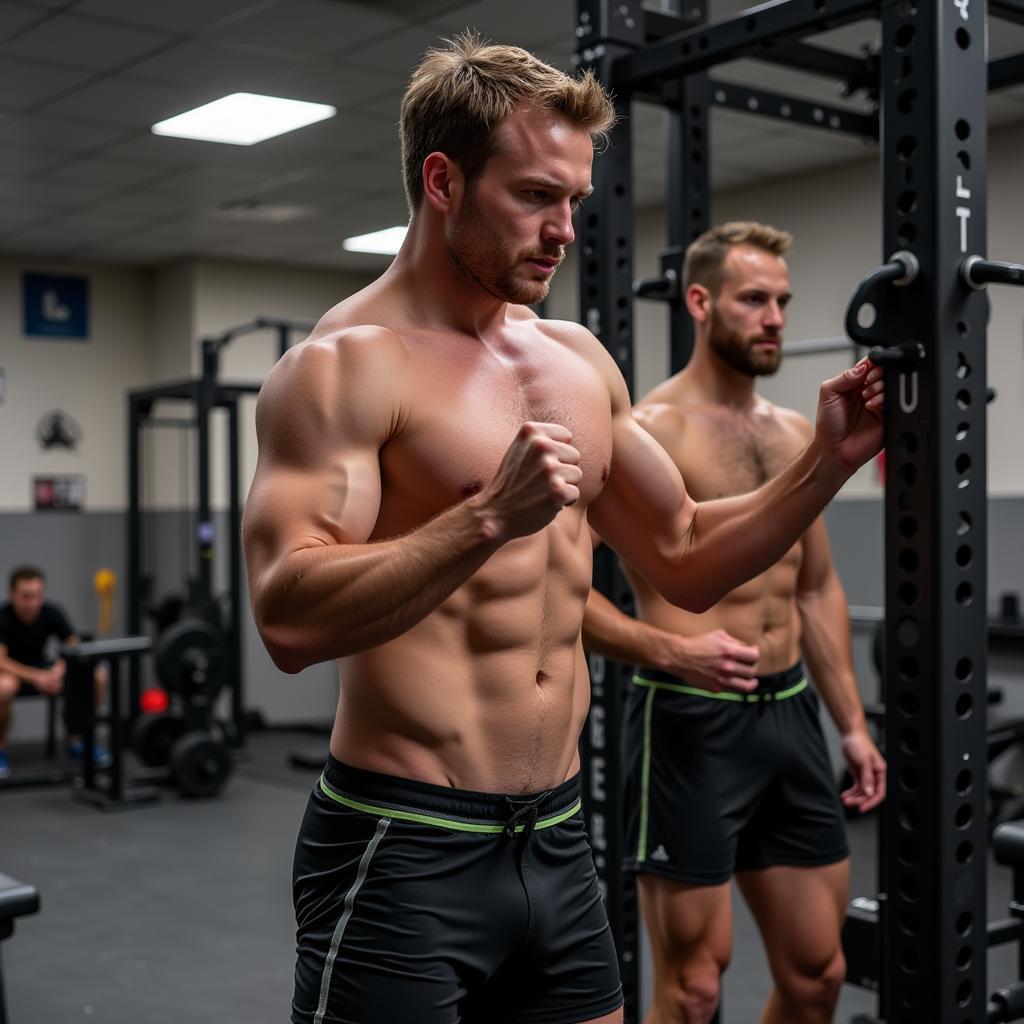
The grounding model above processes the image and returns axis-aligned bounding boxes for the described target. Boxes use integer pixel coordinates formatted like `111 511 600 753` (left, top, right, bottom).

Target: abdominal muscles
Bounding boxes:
332 512 594 794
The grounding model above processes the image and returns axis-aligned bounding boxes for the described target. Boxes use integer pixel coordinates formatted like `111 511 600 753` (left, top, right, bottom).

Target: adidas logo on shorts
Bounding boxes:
649 845 670 862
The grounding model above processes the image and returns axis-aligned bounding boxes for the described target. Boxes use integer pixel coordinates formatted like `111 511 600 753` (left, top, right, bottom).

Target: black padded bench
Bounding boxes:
0 873 40 1024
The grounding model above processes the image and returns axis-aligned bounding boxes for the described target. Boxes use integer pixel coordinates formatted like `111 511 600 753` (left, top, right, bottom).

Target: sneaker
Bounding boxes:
68 739 112 769
0 751 9 779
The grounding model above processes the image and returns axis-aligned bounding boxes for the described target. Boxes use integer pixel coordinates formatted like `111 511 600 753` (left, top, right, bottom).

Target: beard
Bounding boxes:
707 308 782 377
446 189 563 306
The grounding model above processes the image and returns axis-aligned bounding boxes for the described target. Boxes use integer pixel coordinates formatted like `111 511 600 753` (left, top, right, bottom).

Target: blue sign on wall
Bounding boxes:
23 272 89 339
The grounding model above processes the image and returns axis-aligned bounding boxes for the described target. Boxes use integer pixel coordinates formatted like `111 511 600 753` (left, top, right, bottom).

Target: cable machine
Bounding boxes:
575 2 1024 1021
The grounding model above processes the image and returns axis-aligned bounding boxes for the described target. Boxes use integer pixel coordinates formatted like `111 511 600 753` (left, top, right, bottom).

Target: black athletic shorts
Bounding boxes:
623 662 849 886
291 756 623 1024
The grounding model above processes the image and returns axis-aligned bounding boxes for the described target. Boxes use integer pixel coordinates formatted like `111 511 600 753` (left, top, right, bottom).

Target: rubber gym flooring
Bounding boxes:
1 731 1017 1023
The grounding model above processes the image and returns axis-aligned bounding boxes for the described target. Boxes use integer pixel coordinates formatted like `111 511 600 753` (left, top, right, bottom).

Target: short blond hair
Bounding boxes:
400 32 615 212
683 222 793 294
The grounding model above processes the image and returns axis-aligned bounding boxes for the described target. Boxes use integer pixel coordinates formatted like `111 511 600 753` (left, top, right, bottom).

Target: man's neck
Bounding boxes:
681 345 758 411
384 219 509 339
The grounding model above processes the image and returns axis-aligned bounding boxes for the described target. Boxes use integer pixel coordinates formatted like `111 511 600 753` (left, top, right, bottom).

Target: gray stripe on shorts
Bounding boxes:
314 817 390 1024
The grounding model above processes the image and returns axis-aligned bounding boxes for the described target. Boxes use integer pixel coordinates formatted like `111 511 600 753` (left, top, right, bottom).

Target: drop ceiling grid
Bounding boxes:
0 0 1017 269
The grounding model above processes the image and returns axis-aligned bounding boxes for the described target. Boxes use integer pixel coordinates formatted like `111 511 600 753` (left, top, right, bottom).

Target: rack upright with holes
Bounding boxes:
575 1 1024 1021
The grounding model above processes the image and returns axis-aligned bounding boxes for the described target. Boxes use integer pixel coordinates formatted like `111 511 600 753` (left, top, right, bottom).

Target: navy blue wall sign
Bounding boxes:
23 272 89 339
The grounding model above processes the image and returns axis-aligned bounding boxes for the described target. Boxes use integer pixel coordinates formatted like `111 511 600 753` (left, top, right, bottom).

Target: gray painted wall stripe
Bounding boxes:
313 817 390 1024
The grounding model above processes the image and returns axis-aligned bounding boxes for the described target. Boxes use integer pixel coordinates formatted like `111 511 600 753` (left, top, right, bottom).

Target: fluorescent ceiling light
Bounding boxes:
342 225 408 255
152 93 336 146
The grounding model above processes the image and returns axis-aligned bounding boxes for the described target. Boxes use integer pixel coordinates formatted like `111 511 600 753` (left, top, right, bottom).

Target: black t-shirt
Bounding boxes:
0 602 74 667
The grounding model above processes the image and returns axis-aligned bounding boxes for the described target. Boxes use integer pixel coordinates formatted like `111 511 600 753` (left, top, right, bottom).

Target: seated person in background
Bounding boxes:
0 565 109 778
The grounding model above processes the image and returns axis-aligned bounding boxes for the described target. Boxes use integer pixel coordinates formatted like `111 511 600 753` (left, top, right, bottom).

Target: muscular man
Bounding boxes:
242 39 884 1024
583 222 886 1024
0 565 109 778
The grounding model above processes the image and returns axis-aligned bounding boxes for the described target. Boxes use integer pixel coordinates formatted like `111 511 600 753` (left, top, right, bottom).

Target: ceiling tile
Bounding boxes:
0 200 52 232
342 25 446 74
0 178 114 213
141 218 248 246
73 0 270 35
0 13 173 71
79 191 189 222
429 0 575 49
531 40 575 72
4 0 81 9
0 55 90 110
264 59 396 111
209 216 353 254
248 108 400 162
242 160 402 209
39 207 155 238
209 0 406 58
128 39 302 95
0 112 131 154
358 91 403 123
334 195 408 236
69 240 186 266
283 243 390 272
101 130 315 176
0 2 51 38
38 155 176 196
43 76 203 129
0 224 110 255
342 0 468 19
120 164 278 203
0 141 62 177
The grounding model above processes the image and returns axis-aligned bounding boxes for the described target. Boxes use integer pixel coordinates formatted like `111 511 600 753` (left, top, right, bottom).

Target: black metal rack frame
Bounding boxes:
125 318 313 750
575 2 1024 1021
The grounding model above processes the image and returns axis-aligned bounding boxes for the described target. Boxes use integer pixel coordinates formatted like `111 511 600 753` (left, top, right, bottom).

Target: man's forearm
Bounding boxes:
0 654 42 686
582 588 680 670
798 580 866 735
252 495 505 672
680 437 849 611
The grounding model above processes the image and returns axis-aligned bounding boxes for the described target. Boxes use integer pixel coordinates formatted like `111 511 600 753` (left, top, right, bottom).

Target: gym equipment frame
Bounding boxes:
125 318 313 752
575 1 1024 1022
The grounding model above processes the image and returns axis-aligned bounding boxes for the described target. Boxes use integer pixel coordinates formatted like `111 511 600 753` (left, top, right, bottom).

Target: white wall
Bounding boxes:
0 258 156 512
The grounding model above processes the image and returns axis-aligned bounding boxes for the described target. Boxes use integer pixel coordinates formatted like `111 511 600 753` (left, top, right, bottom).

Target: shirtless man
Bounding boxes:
583 222 886 1024
242 39 885 1024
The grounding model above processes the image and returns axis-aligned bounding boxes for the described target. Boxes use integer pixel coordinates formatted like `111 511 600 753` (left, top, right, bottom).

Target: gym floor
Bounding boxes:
1 732 1018 1023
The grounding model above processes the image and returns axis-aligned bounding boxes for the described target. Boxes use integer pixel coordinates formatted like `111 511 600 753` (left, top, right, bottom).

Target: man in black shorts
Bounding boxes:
243 38 885 1024
583 222 886 1023
0 565 108 778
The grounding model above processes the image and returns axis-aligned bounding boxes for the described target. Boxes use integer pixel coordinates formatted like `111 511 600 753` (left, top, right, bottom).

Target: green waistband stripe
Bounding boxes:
632 674 808 702
318 777 582 833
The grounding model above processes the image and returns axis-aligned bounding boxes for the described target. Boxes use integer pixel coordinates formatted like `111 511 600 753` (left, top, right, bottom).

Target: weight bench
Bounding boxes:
0 873 39 1024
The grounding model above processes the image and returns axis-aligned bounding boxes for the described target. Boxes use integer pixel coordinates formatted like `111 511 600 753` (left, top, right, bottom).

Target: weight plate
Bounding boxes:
169 731 233 798
155 619 228 704
131 712 187 768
